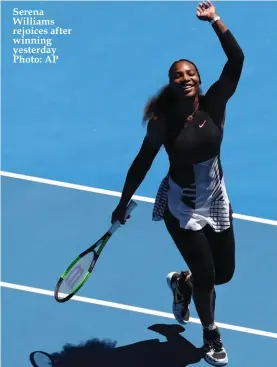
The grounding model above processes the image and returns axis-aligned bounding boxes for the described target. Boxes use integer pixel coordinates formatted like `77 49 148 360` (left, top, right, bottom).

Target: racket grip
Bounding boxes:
125 200 137 216
109 200 137 234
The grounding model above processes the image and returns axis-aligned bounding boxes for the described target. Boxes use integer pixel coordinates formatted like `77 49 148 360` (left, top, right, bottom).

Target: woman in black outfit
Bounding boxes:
111 2 244 366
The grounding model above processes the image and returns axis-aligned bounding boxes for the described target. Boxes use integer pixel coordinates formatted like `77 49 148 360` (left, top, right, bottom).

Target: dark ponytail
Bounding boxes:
143 84 176 124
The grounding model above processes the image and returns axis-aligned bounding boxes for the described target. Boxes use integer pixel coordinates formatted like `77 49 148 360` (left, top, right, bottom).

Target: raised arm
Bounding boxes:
197 2 244 107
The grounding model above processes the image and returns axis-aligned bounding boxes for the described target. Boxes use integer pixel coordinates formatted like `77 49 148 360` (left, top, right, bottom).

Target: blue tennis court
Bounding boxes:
1 1 277 366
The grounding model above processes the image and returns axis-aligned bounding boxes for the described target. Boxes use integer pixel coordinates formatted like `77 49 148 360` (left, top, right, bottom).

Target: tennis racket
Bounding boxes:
54 200 137 303
29 351 54 366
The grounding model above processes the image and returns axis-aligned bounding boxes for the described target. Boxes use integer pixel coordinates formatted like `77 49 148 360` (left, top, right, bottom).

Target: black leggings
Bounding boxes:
164 209 235 325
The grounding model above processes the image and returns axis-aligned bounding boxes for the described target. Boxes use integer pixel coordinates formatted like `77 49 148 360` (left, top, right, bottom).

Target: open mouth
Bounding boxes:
181 84 194 92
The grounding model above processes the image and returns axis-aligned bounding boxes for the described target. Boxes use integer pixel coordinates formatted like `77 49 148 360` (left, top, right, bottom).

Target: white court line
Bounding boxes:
1 281 277 339
1 170 277 226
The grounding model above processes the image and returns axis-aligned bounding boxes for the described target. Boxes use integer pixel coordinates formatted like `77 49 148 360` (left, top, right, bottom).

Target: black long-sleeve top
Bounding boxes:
145 29 245 188
120 28 244 204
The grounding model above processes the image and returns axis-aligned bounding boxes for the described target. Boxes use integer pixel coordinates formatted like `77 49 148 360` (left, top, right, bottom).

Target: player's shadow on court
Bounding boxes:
39 324 205 366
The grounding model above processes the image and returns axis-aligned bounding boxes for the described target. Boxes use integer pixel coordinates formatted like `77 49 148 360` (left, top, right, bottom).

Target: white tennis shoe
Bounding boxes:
166 271 193 324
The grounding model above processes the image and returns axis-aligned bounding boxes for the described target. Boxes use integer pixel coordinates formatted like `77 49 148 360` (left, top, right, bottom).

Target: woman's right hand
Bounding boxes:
196 1 217 22
111 203 129 225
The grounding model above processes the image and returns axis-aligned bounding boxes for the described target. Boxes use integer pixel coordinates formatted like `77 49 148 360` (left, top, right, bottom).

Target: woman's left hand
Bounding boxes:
196 1 217 21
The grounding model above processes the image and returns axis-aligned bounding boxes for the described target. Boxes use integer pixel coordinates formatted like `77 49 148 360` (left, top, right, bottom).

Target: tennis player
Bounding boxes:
111 2 244 365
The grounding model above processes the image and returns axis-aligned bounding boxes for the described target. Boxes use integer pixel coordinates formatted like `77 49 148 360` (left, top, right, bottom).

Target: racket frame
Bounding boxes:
54 200 137 303
29 351 54 366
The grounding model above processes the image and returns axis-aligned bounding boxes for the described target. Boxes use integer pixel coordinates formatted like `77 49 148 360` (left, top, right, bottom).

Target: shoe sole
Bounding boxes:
204 355 228 366
166 272 177 289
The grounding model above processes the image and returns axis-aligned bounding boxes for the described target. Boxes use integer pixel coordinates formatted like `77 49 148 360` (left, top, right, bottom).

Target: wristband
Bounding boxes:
210 16 220 25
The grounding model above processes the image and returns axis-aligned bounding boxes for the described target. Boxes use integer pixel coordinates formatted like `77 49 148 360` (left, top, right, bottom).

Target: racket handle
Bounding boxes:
109 200 137 234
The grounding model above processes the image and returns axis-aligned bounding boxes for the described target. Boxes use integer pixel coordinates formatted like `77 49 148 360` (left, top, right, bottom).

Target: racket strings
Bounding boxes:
56 251 95 300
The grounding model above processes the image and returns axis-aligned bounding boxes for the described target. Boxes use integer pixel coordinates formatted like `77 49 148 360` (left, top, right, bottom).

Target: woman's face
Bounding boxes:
169 61 200 98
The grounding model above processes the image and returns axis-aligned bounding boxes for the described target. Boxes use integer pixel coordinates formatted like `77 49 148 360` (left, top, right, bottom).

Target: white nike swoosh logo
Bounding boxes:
199 120 206 128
